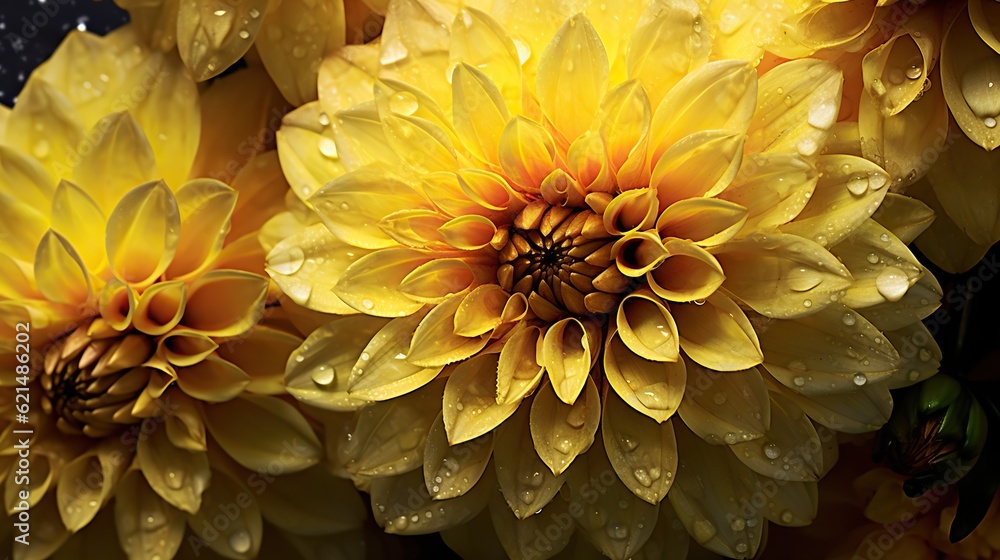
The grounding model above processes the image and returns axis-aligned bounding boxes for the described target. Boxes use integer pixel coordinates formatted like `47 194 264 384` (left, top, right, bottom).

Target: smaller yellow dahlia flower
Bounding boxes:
114 0 383 106
0 27 362 559
268 0 944 558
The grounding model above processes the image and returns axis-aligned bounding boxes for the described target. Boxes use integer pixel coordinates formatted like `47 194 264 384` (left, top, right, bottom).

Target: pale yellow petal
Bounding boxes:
650 130 744 208
602 389 677 504
115 471 185 560
73 112 159 215
176 0 268 81
940 6 1000 150
423 412 494 499
747 59 842 156
604 330 686 423
407 294 490 367
494 401 567 518
627 0 709 108
442 354 519 444
672 291 763 371
333 247 432 317
529 378 600 476
137 420 210 514
348 310 442 401
730 393 823 482
34 231 91 306
678 359 770 444
50 180 105 273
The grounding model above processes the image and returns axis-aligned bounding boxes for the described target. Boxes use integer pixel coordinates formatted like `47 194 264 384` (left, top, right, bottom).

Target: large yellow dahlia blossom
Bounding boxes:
114 0 384 105
0 27 362 559
269 0 944 557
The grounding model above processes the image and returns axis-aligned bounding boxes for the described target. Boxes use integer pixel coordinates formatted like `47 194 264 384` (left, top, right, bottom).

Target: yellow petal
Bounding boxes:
594 80 651 188
0 145 56 217
614 231 668 277
181 270 268 337
859 270 941 332
204 394 322 472
137 420 210 514
443 354 520 444
678 360 770 444
214 325 300 395
871 193 936 244
566 131 615 193
719 153 817 234
493 401 567 518
648 239 725 302
541 317 595 405
340 378 444 475
779 0 877 54
163 389 208 452
266 222 371 314
256 466 365 535
926 121 1000 245
57 442 127 532
439 215 498 251
50 180 106 273
669 425 764 558
831 221 923 309
134 280 187 336
649 60 756 159
602 389 678 504
564 442 659 559
650 130 744 208
713 232 853 319
496 325 545 406
334 247 432 317
256 0 345 105
529 377 600 476
766 373 893 434
34 230 91 306
911 178 992 273
318 43 378 118
759 304 901 396
941 6 1000 150
488 493 573 558
98 279 135 331
115 471 186 560
276 103 344 200
780 155 890 248
164 179 237 279
498 116 558 192
331 104 403 170
377 0 454 108
377 208 449 248
73 112 159 215
5 78 85 179
536 14 608 142
604 187 658 235
407 295 490 367
175 355 250 402
747 59 842 156
672 291 762 371
883 321 941 389
370 467 492 535
185 469 263 559
117 0 179 50
105 180 180 287
452 63 510 167
730 393 823 482
348 310 442 400
450 8 522 114
603 330 686 422
454 284 508 338
656 197 747 247
0 190 48 263
861 14 940 118
616 289 680 362
423 412 494 499
627 0 709 108
176 0 268 81
311 166 432 249
0 254 36 300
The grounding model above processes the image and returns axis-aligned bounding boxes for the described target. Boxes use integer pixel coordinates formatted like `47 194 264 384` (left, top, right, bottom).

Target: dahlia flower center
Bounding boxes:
496 202 626 317
41 321 154 438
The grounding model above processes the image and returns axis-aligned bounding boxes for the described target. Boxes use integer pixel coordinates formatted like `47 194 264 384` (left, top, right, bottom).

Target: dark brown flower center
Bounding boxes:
497 201 629 318
41 322 155 438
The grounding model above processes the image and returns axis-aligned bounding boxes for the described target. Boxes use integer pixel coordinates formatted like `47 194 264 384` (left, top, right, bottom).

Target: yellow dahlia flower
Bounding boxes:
0 27 362 559
114 0 384 106
269 0 943 557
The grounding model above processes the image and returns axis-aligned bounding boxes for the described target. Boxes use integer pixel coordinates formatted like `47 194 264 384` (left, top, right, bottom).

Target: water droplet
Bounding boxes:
723 432 737 445
238 29 250 39
389 91 420 116
803 299 812 308
986 117 997 129
793 376 806 387
392 515 409 531
787 267 821 292
229 531 251 554
875 267 909 302
866 253 880 264
713 392 727 405
634 468 652 487
847 175 869 195
606 523 628 540
268 246 305 275
249 8 260 18
853 373 868 386
32 139 49 159
730 517 746 531
520 489 535 504
362 299 375 310
906 65 922 80
319 137 339 158
312 367 334 386
763 443 781 459
918 348 931 362
780 510 795 524
165 470 183 489
842 313 857 326
292 45 307 58
736 542 748 553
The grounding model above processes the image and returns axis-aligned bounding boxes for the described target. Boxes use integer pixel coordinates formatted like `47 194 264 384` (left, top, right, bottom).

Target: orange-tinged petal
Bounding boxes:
423 412 494 499
443 353 520 444
204 394 323 472
348 309 442 401
176 0 268 81
672 291 762 371
134 280 187 336
713 233 853 319
439 215 498 250
255 0 345 106
73 112 159 215
164 179 236 279
627 0 709 109
604 331 686 423
498 116 558 192
50 179 105 272
536 14 608 142
34 230 91 306
602 388 678 504
181 270 268 337
158 330 218 368
604 187 658 235
105 180 180 287
98 279 134 331
529 377 600 476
